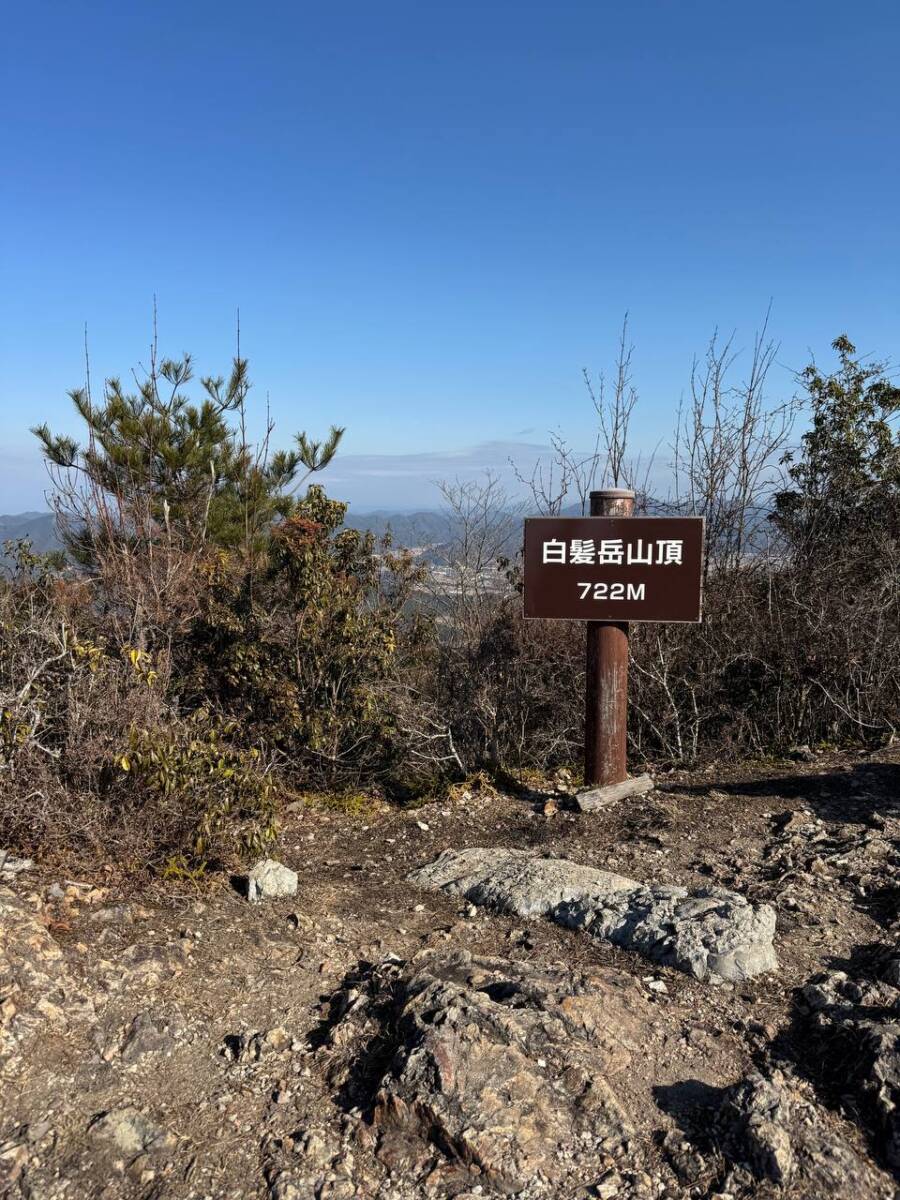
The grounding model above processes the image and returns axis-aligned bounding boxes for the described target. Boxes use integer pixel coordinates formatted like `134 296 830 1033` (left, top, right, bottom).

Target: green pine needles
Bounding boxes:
33 347 344 565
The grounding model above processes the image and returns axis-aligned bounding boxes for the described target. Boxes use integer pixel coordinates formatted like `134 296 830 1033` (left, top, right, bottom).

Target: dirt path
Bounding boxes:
2 750 899 1198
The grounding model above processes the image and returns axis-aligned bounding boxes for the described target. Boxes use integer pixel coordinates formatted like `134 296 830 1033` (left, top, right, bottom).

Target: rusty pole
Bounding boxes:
584 488 635 787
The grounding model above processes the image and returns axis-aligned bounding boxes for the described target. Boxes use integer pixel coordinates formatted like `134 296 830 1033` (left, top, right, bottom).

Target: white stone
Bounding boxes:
246 859 298 903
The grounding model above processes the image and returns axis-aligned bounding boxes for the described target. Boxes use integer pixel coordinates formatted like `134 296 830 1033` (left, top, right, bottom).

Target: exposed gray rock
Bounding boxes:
247 858 298 903
94 1006 187 1063
0 852 34 877
716 1070 894 1198
88 1107 175 1160
802 967 900 1171
317 949 652 1195
721 1071 795 1184
410 847 777 982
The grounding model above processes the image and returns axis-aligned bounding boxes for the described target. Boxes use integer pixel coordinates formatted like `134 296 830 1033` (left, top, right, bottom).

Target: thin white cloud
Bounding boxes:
318 439 552 507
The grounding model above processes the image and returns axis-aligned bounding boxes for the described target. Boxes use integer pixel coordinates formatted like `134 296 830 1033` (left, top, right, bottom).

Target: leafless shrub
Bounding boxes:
396 473 581 774
514 315 657 514
670 313 799 575
417 322 898 774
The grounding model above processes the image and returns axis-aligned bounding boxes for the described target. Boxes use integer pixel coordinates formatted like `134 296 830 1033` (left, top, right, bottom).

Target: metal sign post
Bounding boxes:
585 489 634 787
522 497 704 797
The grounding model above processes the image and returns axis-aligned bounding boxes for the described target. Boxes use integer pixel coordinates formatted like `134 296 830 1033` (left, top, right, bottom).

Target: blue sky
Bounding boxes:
2 0 898 511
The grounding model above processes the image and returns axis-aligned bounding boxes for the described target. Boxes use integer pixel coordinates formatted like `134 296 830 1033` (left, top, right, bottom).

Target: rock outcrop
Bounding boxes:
713 1069 894 1198
316 948 653 1196
247 859 298 903
802 965 900 1171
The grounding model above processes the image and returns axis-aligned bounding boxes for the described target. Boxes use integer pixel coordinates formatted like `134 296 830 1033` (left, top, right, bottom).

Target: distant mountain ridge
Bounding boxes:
342 509 453 546
0 509 457 563
0 512 60 557
0 504 678 563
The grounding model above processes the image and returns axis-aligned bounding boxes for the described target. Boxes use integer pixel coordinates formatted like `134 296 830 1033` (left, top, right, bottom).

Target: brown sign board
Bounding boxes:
523 516 704 622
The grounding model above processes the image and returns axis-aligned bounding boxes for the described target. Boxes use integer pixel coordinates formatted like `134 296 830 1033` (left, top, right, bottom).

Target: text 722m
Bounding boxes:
578 581 646 601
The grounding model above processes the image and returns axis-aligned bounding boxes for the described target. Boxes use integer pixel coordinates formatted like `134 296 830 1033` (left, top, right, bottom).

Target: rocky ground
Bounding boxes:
2 749 900 1199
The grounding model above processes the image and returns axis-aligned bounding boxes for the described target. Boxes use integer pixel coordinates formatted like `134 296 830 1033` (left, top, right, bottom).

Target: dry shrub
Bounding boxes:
411 549 898 777
4 326 896 875
178 486 425 792
0 542 276 870
410 333 899 772
415 598 582 773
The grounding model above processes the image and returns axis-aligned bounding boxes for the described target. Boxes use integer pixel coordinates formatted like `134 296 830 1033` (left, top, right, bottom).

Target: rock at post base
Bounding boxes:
575 772 655 811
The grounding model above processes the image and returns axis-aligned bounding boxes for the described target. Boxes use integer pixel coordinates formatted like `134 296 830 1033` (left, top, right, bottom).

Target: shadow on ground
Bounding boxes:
661 760 900 825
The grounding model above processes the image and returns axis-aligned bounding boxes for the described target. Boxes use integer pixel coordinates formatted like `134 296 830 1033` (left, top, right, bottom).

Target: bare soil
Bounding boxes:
3 748 899 1198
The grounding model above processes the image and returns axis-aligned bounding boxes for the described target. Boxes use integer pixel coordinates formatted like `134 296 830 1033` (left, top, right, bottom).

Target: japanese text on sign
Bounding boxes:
542 538 683 566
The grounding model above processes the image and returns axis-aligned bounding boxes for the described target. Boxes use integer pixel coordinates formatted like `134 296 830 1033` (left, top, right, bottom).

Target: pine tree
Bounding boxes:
33 348 343 565
773 335 900 565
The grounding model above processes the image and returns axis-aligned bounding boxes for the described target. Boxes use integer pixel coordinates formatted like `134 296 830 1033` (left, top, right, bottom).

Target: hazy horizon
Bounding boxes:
3 432 684 514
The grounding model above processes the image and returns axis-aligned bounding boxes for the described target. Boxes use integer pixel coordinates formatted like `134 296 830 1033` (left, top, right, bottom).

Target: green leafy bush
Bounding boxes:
181 485 424 786
117 714 277 872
